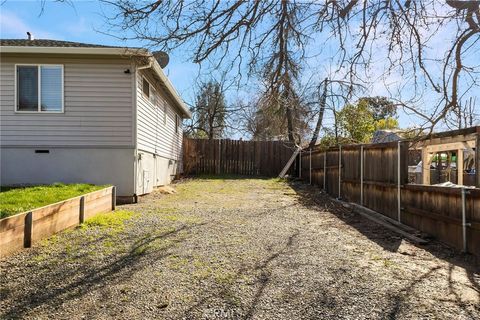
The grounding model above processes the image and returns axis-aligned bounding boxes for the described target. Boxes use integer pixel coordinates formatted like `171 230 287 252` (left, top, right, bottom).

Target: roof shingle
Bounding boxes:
0 39 124 48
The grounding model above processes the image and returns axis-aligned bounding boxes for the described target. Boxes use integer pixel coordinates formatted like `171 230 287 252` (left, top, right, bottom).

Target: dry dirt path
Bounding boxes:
0 177 479 319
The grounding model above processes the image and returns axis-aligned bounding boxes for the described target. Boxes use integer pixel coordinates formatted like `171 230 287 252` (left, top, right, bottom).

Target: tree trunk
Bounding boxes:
309 78 328 149
285 89 296 144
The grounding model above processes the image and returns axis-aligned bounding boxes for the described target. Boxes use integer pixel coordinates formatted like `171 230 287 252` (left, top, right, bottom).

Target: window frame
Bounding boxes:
143 76 159 103
14 64 64 113
142 76 150 99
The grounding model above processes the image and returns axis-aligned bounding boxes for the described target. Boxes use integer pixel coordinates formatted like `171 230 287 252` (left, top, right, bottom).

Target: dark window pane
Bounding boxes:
40 66 62 111
17 66 38 111
143 78 150 97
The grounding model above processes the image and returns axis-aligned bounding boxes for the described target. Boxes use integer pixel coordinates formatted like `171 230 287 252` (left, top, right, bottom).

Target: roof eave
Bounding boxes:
0 46 150 56
151 60 192 119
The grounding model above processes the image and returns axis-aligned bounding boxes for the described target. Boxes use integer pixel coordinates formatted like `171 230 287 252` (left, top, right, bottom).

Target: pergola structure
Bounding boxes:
414 126 479 187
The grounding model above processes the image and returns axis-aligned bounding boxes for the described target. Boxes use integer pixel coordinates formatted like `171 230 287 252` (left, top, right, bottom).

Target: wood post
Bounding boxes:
24 212 33 248
79 196 85 224
111 186 116 211
397 141 401 222
323 151 327 191
360 145 364 206
422 148 431 185
457 148 464 185
461 188 469 252
338 145 342 199
299 149 302 179
309 149 312 185
475 129 479 188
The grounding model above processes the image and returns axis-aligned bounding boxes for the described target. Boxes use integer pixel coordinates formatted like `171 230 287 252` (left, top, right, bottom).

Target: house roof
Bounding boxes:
0 39 126 48
0 38 191 118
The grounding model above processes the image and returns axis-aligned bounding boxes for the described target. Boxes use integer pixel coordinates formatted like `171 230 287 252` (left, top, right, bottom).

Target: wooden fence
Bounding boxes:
183 138 296 177
300 128 480 256
0 186 116 257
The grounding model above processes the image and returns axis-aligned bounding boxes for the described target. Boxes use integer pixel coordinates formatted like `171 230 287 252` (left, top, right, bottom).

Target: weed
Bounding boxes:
81 210 137 234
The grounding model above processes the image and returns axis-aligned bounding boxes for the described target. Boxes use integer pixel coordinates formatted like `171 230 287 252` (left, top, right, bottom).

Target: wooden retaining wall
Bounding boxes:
0 186 116 257
183 138 296 177
300 127 480 256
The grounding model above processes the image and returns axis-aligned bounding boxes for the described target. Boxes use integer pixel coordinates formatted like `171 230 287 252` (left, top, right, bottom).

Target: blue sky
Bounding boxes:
1 1 478 134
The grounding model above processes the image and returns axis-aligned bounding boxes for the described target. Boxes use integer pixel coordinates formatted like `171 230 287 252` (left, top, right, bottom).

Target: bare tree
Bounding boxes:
445 96 479 129
102 0 479 136
309 78 328 149
186 80 227 140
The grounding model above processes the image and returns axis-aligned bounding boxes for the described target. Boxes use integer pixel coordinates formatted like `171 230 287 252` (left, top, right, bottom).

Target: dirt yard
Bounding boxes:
0 177 479 319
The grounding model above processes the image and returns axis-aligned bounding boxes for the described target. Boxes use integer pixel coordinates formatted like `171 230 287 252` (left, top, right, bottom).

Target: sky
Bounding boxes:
1 0 478 136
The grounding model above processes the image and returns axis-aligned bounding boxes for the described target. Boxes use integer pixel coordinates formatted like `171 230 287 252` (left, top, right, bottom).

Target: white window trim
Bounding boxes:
14 64 64 114
142 76 151 99
142 76 157 105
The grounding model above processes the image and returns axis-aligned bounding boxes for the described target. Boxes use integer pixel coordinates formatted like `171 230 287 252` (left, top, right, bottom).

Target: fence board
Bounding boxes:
299 136 479 256
183 138 295 177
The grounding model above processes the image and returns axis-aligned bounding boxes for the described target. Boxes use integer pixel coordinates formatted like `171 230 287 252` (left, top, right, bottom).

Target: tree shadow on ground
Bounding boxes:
288 180 480 317
289 181 405 253
182 230 301 319
0 223 204 319
288 180 478 266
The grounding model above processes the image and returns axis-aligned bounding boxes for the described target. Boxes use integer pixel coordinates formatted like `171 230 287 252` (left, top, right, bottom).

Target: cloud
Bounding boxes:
0 9 59 39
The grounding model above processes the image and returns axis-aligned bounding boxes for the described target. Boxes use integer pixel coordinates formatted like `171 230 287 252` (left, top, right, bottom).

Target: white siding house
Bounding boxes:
0 39 191 202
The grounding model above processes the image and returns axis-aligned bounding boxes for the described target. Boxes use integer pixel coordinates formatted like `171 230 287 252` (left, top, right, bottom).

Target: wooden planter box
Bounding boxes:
0 186 116 258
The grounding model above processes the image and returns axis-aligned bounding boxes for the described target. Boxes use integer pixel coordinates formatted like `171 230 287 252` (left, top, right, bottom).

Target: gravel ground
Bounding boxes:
0 177 479 320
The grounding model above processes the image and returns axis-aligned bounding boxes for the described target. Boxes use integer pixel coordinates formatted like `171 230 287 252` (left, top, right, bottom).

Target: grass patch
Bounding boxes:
82 210 137 233
0 183 106 219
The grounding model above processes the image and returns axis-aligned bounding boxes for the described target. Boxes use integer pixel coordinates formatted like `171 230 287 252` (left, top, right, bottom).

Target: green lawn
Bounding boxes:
0 183 107 219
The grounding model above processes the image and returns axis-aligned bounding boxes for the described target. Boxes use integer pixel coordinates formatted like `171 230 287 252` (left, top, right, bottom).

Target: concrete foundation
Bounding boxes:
0 147 136 196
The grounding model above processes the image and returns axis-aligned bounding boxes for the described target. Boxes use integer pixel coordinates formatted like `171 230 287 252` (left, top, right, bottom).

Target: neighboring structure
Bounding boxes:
0 38 191 202
371 129 404 143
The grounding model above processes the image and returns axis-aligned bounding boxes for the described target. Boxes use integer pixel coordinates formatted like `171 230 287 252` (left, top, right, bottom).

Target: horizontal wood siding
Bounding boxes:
136 69 182 160
0 54 134 147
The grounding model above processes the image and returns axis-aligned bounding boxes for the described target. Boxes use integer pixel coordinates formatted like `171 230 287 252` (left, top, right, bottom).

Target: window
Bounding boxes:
142 77 150 98
175 114 179 133
16 65 63 112
150 87 156 104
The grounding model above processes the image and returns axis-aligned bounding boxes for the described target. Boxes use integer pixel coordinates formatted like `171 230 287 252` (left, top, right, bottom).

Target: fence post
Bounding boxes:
218 139 221 174
323 151 327 192
475 129 479 188
111 186 116 211
309 149 312 185
299 149 302 179
461 188 471 252
360 145 364 206
338 145 342 199
397 141 401 222
79 196 85 224
24 212 33 248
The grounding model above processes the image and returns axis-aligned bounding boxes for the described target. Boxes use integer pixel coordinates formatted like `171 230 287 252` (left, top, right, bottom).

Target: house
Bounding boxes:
0 38 191 202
